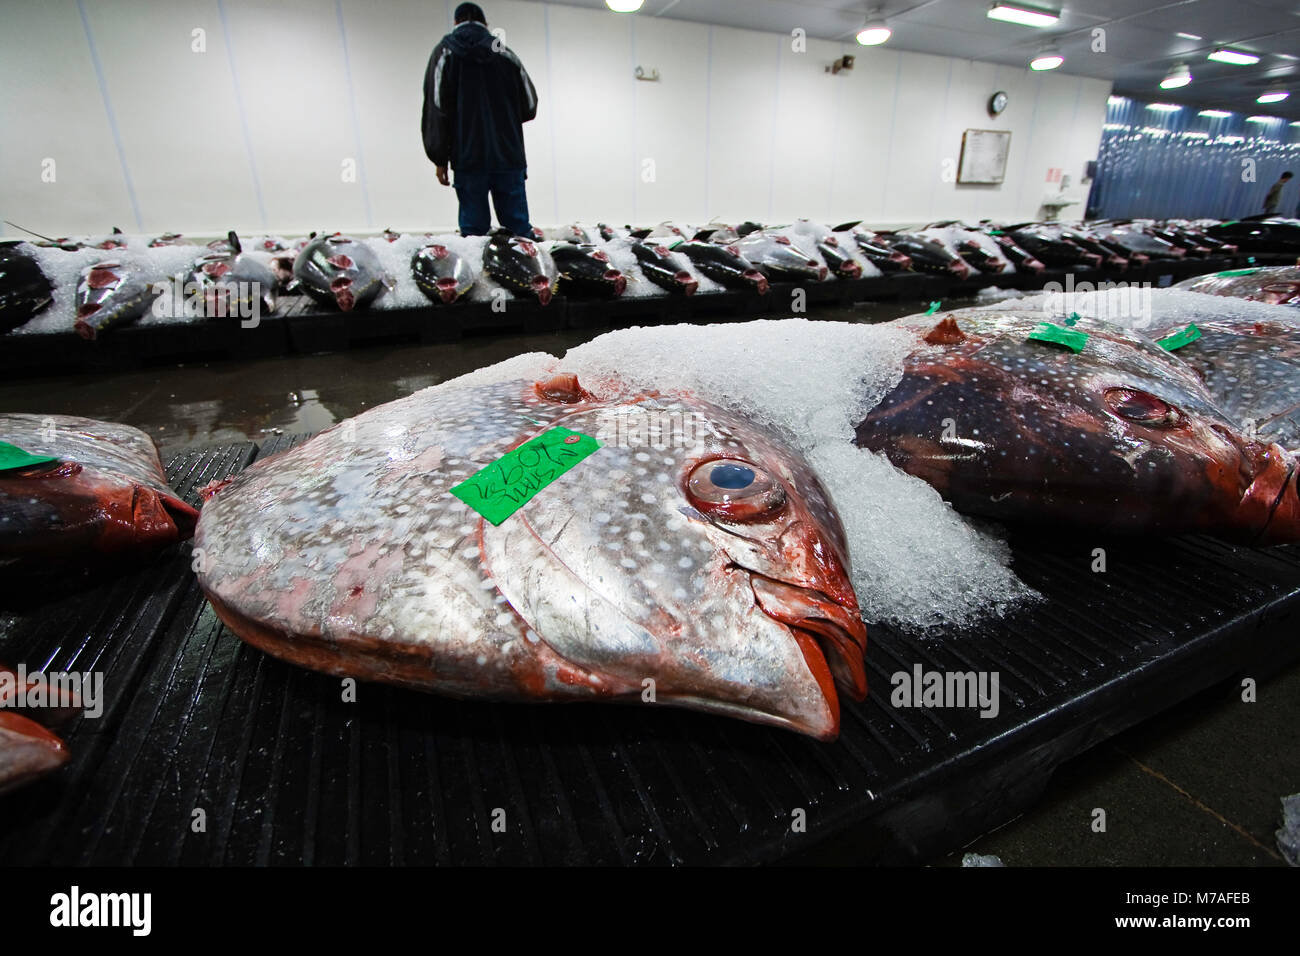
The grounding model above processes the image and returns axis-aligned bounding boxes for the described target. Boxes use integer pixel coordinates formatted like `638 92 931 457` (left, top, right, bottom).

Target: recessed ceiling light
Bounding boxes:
1160 63 1192 89
856 10 892 46
988 3 1059 28
1107 95 1127 105
605 0 643 11
1029 42 1063 70
1198 109 1233 118
1245 115 1276 123
1208 48 1260 65
1257 91 1290 103
1174 32 1202 41
1291 121 1300 127
1146 103 1182 111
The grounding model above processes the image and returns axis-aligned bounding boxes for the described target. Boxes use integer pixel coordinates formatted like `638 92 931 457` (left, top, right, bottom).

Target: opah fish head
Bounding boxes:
857 312 1300 544
484 376 866 739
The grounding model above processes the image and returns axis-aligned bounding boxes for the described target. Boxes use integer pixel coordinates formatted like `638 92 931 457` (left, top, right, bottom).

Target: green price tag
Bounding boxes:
451 427 601 526
1027 322 1089 353
0 441 58 473
1214 267 1262 277
1156 323 1201 351
924 301 942 315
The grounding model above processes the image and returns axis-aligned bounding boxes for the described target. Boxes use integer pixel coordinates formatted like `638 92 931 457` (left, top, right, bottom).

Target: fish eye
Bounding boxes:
1104 387 1185 429
686 458 786 521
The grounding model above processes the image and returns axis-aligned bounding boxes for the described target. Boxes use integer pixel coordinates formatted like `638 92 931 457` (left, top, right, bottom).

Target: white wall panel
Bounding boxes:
0 0 1113 237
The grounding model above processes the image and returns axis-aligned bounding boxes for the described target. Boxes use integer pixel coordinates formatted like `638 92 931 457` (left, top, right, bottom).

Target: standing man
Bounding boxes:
422 3 539 237
1263 170 1293 216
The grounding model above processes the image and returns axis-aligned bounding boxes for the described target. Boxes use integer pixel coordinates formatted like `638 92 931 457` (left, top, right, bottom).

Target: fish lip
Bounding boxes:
1247 446 1300 545
748 572 868 702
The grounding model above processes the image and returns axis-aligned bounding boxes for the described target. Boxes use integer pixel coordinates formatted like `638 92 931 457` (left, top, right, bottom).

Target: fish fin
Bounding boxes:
831 220 862 232
112 226 123 234
924 316 966 345
692 228 717 242
628 228 652 240
227 230 242 255
535 372 591 405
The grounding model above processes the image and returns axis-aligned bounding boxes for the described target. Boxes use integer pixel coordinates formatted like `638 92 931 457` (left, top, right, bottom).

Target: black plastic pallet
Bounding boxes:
3 434 1300 865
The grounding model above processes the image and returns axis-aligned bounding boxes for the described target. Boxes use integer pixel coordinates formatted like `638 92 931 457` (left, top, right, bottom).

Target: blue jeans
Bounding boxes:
454 169 532 237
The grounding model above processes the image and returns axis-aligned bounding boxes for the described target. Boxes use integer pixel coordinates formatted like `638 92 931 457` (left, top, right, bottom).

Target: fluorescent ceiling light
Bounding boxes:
988 3 1059 28
856 11 891 46
1029 43 1063 70
1197 109 1232 118
1160 63 1192 89
1208 48 1260 65
1245 115 1276 123
1146 103 1182 111
605 0 643 11
1291 121 1300 127
1174 32 1202 41
1107 95 1127 105
1257 91 1290 103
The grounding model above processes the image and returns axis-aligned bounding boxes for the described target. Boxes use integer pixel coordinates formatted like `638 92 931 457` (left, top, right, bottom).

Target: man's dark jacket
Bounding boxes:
422 21 538 173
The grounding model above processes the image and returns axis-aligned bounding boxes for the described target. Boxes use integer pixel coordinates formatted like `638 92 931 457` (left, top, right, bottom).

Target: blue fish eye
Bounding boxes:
710 463 755 490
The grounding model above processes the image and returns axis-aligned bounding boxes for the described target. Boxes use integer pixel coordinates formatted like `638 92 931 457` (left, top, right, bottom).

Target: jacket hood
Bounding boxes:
445 21 497 63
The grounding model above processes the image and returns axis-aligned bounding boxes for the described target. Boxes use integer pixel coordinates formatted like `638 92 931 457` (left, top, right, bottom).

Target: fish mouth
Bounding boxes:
435 276 461 303
531 274 553 305
330 275 356 311
749 573 868 703
1244 444 1300 545
839 261 863 278
948 259 972 279
605 270 627 295
674 271 698 295
742 269 769 294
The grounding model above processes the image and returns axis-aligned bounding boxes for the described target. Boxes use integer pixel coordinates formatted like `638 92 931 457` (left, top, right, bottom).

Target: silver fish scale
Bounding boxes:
195 378 845 729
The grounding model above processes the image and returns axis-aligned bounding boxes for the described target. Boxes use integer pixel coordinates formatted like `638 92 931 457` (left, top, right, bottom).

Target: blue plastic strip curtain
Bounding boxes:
1087 96 1300 220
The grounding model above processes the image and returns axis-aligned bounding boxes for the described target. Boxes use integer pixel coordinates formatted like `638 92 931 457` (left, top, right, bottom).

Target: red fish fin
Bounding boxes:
535 373 592 405
924 316 966 345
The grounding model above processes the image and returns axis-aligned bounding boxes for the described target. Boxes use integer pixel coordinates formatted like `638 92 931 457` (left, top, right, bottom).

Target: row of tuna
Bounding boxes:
3 276 1300 792
5 216 1297 337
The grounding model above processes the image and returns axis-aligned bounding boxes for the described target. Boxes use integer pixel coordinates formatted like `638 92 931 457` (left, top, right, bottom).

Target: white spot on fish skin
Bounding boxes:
634 452 650 462
678 556 694 569
620 557 637 569
640 493 657 504
525 629 540 644
476 654 487 666
461 547 479 559
628 530 645 543
495 611 515 626
595 512 611 524
479 577 496 589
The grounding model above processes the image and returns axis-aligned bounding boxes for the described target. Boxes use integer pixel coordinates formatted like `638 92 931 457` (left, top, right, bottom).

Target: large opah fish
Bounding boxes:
293 233 391 312
0 414 198 565
548 242 627 297
482 232 559 305
74 259 161 339
412 241 477 304
194 373 868 739
855 310 1300 544
630 241 698 295
1175 266 1300 307
0 244 54 333
676 241 769 293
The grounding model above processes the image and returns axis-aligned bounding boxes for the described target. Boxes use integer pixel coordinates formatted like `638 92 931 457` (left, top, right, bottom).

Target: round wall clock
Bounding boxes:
989 90 1009 116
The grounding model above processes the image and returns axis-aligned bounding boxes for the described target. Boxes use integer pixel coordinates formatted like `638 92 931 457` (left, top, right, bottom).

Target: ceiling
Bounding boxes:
553 0 1300 120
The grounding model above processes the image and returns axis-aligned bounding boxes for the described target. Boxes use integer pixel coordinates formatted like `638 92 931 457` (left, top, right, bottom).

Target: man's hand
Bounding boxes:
436 165 450 187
